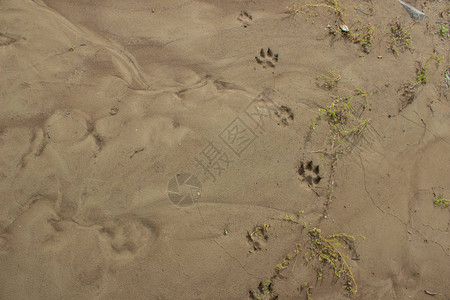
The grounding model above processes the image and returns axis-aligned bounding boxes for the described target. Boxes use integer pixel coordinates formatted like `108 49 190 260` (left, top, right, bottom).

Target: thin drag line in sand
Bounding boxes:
421 223 449 233
195 200 298 215
195 204 263 280
398 113 450 146
359 156 450 257
427 239 450 257
358 155 408 227
415 228 450 257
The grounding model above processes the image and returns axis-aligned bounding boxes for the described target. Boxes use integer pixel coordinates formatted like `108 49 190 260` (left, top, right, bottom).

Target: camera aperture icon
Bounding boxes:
167 173 202 206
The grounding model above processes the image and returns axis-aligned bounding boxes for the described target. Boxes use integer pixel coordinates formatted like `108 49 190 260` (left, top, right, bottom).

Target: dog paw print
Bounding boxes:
298 161 322 186
237 10 253 28
255 48 278 68
275 105 294 126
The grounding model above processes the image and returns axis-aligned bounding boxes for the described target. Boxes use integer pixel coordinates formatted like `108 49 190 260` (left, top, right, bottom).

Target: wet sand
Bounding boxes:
1 0 449 299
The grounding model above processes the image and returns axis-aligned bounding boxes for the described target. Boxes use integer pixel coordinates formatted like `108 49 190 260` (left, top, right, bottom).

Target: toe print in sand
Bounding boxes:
298 160 322 186
255 48 279 69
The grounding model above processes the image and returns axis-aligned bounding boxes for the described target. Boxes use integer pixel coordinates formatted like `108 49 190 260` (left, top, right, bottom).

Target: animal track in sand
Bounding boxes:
298 161 322 186
237 10 253 27
45 109 90 144
255 48 279 69
102 217 157 257
247 225 269 252
275 105 294 126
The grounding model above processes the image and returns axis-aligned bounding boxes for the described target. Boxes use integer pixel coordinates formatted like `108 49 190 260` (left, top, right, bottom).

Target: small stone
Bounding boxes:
110 108 118 115
340 24 349 32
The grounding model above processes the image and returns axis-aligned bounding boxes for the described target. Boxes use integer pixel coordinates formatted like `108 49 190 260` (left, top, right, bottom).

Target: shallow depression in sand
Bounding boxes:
45 109 90 143
101 217 158 257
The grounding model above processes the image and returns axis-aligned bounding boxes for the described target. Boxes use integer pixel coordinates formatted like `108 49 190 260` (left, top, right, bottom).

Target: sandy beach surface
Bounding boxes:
1 0 449 299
